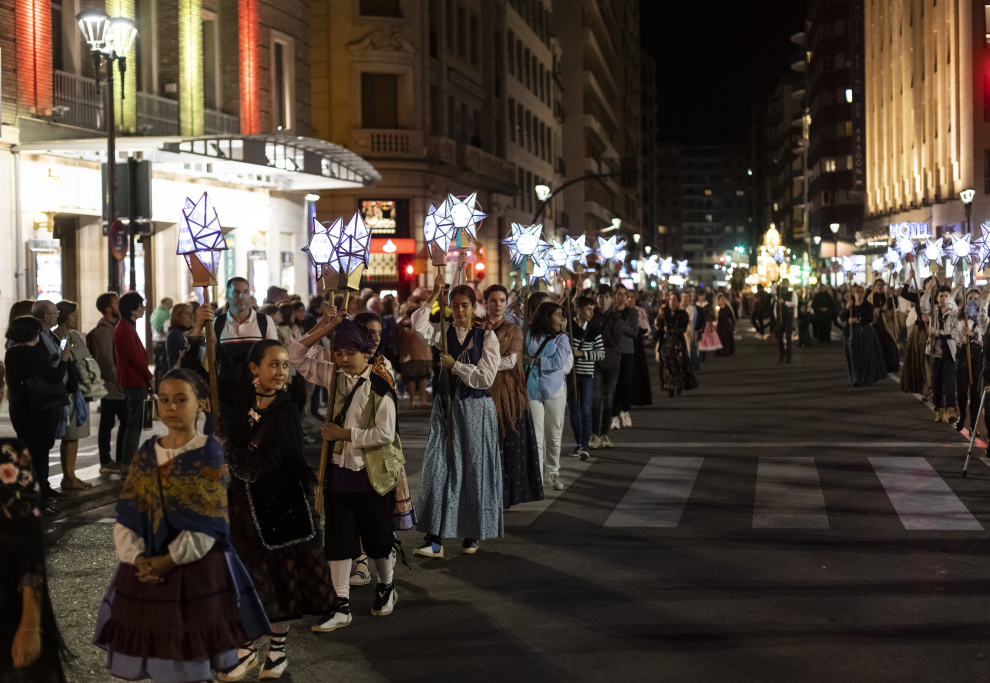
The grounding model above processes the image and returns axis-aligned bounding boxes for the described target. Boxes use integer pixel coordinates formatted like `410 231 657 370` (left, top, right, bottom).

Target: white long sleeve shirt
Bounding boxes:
411 306 499 390
113 434 216 565
287 343 396 471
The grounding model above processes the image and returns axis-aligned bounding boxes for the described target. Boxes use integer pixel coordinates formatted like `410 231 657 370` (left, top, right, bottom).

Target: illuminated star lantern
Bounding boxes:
920 237 944 267
974 227 990 268
546 240 571 270
660 257 675 276
326 213 371 290
677 259 691 277
885 247 901 266
502 222 549 265
424 200 458 262
597 235 621 267
615 239 629 264
642 255 660 278
177 192 228 286
946 232 973 266
563 235 593 268
841 255 857 274
896 237 916 258
529 253 556 286
302 216 341 273
871 256 886 272
447 193 486 241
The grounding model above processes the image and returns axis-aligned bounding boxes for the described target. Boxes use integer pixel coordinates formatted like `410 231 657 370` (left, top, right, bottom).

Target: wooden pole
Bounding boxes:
202 286 222 438
437 265 455 459
314 286 348 514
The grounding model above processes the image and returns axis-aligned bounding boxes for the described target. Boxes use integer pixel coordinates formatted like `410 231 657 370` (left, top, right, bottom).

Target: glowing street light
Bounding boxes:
535 184 552 202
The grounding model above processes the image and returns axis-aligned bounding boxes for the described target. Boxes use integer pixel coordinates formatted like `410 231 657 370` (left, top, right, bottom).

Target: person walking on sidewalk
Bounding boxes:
567 295 603 460
751 284 768 339
610 286 639 431
590 285 621 450
88 292 128 475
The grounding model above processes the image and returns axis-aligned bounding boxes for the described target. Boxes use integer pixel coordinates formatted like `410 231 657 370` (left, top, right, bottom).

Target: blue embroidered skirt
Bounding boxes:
416 394 503 540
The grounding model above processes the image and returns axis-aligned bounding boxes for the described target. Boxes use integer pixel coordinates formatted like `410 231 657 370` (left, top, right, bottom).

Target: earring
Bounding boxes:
252 377 260 387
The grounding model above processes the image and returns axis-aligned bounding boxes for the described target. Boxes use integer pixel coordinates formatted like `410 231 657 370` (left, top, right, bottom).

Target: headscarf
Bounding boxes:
335 319 377 354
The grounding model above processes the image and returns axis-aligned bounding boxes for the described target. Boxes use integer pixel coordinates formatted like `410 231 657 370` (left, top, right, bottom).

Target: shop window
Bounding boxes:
361 73 398 128
271 34 295 132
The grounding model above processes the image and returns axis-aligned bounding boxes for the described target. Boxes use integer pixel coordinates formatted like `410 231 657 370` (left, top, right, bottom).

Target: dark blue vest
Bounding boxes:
432 326 489 400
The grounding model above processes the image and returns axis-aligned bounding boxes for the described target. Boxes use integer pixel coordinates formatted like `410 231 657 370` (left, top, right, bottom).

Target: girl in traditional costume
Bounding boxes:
658 292 698 397
94 369 269 683
219 340 337 680
480 284 543 509
412 275 502 557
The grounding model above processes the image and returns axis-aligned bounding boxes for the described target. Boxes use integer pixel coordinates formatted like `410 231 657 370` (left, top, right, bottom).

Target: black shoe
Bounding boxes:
956 420 966 432
372 582 397 616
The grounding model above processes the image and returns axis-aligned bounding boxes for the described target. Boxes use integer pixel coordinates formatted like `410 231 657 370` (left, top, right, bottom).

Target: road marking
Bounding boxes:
604 456 704 528
505 457 597 527
870 457 983 531
753 457 829 529
563 442 972 449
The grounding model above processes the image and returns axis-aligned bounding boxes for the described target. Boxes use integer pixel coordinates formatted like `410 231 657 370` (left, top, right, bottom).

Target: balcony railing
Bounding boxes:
350 129 424 158
137 92 180 136
204 109 240 136
53 70 103 131
458 143 516 187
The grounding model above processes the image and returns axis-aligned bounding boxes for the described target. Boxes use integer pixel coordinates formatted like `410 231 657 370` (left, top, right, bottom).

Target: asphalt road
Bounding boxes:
41 324 990 683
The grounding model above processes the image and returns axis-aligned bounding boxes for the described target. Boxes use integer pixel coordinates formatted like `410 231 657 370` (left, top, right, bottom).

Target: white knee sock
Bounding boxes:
330 559 351 601
374 555 393 586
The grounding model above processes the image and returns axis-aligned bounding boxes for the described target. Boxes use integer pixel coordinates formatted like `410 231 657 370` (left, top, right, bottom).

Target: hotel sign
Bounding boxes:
850 0 866 192
888 222 930 239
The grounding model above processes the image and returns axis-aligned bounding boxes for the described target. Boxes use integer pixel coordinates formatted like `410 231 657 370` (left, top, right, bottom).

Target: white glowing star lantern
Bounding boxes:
871 257 886 272
302 216 341 269
326 213 372 290
974 227 990 268
529 253 556 286
947 232 973 265
547 240 570 270
896 237 916 258
424 199 458 255
643 255 660 277
177 192 228 286
920 237 944 267
615 239 629 264
677 259 691 277
841 255 857 274
447 192 486 240
597 235 621 267
503 222 549 265
660 257 675 276
563 235 593 268
774 248 786 264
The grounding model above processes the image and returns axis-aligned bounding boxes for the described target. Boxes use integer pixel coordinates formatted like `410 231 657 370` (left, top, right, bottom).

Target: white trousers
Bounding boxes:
530 383 567 477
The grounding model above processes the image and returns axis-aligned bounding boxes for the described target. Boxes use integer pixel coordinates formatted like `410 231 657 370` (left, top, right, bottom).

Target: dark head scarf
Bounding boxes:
335 319 376 354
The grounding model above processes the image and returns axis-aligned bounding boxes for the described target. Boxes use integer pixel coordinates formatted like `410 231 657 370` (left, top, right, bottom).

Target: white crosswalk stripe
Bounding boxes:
869 457 983 531
604 456 704 528
753 457 829 529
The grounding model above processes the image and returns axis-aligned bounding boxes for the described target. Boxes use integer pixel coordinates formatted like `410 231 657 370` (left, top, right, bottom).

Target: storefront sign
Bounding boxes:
850 0 866 192
370 238 415 254
109 220 129 261
888 222 930 240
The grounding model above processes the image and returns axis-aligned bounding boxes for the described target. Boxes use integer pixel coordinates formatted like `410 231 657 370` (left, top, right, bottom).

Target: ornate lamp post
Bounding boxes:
76 10 137 292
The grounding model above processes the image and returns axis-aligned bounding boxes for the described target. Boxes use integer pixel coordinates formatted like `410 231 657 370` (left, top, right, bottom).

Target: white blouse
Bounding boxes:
411 306 499 390
113 434 217 566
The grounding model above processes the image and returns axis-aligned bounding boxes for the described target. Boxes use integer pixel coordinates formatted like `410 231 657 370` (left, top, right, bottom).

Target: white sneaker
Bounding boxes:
349 556 370 586
589 434 602 450
311 600 352 632
610 416 621 430
218 648 259 681
620 411 632 428
413 540 444 558
549 473 564 490
372 582 398 616
600 435 614 448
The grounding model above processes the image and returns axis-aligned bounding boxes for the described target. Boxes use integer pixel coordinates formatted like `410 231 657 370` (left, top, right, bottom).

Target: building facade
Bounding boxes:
862 0 985 270
639 48 659 259
0 0 377 339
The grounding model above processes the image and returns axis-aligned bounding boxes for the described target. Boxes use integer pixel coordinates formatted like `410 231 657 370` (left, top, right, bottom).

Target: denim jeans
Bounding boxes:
592 366 619 437
97 398 128 466
567 373 594 450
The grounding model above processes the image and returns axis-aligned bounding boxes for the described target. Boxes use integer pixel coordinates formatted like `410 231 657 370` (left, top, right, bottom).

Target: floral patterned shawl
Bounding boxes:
116 436 231 557
479 317 529 437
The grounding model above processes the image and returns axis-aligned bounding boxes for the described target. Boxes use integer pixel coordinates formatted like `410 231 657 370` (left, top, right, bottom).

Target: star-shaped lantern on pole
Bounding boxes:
447 193 486 241
676 260 691 277
643 255 660 278
564 235 593 269
546 240 570 271
529 253 556 287
597 235 621 268
841 255 857 275
177 192 227 286
302 216 341 276
871 256 887 272
920 237 944 267
896 237 916 259
973 225 990 269
502 223 549 265
325 213 371 291
660 257 675 277
424 200 458 264
946 232 973 266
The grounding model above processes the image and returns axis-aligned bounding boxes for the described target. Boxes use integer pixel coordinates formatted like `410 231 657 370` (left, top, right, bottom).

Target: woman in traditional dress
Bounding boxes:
219 341 337 680
0 364 69 683
480 284 543 509
658 292 698 397
94 369 269 683
868 279 900 373
899 273 933 395
839 285 889 387
715 293 736 356
697 295 723 355
412 275 502 558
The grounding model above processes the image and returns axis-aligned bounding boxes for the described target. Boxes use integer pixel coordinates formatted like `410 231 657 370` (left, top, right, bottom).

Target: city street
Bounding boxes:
43 326 990 683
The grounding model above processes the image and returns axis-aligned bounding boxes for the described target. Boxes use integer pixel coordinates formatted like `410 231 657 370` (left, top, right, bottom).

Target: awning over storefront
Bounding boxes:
13 134 381 191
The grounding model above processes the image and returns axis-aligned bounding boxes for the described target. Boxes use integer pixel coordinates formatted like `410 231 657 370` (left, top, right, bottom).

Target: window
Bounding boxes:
271 37 295 131
525 110 531 152
517 167 525 208
430 84 441 134
50 0 63 71
846 88 853 103
456 6 467 58
448 96 456 138
517 103 524 147
823 158 836 172
525 171 533 212
539 120 545 160
361 73 398 128
459 102 468 142
532 55 538 94
469 14 479 65
821 57 834 72
704 189 712 196
508 98 516 142
516 41 523 82
429 0 441 57
360 0 401 16
202 13 219 110
524 48 531 89
446 0 454 49
538 62 544 102
845 121 853 136
507 31 515 74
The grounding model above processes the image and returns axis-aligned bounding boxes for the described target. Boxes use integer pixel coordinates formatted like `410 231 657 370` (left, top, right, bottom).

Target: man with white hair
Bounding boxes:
366 296 382 314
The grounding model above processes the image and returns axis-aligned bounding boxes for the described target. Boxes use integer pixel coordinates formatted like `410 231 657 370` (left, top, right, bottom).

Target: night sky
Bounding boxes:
641 1 809 145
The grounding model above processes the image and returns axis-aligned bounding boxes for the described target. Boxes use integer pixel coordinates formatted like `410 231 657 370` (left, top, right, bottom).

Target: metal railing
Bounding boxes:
53 70 103 131
137 92 180 136
204 109 240 135
351 129 424 158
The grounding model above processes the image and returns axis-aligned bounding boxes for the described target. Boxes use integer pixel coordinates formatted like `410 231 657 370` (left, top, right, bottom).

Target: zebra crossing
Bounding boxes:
506 450 990 531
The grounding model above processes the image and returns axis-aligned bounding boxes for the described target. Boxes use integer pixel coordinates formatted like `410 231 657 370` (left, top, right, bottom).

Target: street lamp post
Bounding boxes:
829 223 840 287
961 188 975 286
76 11 137 293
